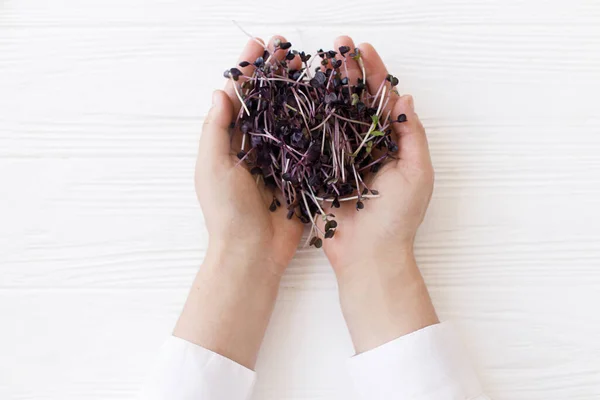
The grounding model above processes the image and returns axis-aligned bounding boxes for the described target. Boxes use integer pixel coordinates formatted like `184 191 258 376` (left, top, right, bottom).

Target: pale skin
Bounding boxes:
174 35 438 369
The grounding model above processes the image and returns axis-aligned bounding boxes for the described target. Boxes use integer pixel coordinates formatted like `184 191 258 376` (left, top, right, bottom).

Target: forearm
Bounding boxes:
173 245 281 369
336 249 439 354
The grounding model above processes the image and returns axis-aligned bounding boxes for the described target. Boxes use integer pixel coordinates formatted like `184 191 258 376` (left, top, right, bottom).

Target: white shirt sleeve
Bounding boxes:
141 323 487 400
139 336 256 400
347 322 490 400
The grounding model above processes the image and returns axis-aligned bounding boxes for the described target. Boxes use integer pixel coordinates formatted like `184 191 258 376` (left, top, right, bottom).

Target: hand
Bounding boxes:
196 36 304 278
320 37 434 275
320 36 438 353
174 36 303 369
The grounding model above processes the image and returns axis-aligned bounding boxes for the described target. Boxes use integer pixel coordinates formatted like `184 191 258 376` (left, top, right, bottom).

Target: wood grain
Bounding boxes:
1 0 600 398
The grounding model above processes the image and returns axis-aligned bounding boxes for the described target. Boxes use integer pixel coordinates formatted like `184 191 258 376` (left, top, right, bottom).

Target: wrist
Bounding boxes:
205 238 284 286
333 242 417 285
173 240 283 370
335 248 439 354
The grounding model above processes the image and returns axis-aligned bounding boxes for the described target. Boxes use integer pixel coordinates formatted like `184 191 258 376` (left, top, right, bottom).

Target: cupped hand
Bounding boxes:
195 36 304 277
320 37 435 276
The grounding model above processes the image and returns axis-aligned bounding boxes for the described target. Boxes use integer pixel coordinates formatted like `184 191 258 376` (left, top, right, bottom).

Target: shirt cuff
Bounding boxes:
347 322 487 400
139 336 256 400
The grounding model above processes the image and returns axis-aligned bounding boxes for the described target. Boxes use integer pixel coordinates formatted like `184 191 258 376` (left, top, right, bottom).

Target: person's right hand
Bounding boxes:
320 36 439 353
196 36 304 278
174 35 303 370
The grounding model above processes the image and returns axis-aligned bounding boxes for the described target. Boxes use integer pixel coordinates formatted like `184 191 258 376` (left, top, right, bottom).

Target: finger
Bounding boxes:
267 35 303 73
267 35 290 65
358 42 399 116
334 36 362 85
392 94 431 168
357 43 387 93
224 38 266 117
267 35 302 71
287 53 302 71
198 90 235 169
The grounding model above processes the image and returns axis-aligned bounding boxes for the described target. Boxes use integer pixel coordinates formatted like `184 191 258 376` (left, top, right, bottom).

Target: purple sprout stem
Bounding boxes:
298 57 314 81
297 89 314 117
232 21 268 51
320 125 327 154
335 117 346 183
291 88 312 122
304 180 326 215
229 78 250 116
271 165 285 193
234 147 255 167
270 152 281 169
329 139 338 179
251 76 313 88
370 79 387 108
303 217 317 247
316 194 380 202
356 169 369 191
348 121 364 142
288 181 297 204
352 164 362 198
353 86 387 156
379 94 392 121
376 85 387 116
241 132 247 151
289 90 311 133
339 121 353 155
311 111 334 131
358 153 389 172
282 144 304 160
301 190 325 235
357 56 366 87
325 67 337 91
286 183 293 205
248 131 281 143
352 123 376 156
332 113 371 127
379 109 392 132
343 56 353 93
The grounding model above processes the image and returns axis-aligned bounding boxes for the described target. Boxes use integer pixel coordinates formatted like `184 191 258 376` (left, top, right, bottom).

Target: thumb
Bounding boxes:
392 95 431 168
198 90 234 168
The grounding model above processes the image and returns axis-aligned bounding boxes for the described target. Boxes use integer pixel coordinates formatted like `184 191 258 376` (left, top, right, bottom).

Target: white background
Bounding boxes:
2 0 600 399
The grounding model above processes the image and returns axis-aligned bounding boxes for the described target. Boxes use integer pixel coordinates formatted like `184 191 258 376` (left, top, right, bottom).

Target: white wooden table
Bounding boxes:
2 1 600 399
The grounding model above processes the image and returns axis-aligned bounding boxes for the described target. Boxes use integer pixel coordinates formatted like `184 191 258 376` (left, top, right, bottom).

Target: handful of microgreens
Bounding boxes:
224 39 406 248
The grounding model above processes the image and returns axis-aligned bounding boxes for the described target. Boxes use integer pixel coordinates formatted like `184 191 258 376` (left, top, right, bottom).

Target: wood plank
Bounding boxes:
2 0 600 398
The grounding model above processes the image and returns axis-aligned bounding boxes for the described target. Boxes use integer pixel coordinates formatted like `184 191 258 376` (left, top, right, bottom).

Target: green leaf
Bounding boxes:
371 115 379 125
370 130 385 137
